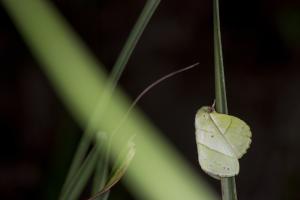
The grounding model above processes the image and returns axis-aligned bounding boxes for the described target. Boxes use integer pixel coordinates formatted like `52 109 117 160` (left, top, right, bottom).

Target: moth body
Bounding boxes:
195 106 252 179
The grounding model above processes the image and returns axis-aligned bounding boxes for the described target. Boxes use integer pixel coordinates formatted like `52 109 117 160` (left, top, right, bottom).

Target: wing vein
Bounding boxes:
208 113 239 157
223 117 233 135
196 142 236 158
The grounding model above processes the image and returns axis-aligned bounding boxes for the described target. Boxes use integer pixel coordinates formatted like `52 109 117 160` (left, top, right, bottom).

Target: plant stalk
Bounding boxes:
213 0 238 199
59 0 161 198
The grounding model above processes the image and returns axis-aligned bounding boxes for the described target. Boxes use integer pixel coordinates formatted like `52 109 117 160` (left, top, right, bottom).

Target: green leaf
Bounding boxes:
92 143 109 195
89 138 136 200
2 0 218 199
62 0 161 197
195 106 252 179
59 133 106 200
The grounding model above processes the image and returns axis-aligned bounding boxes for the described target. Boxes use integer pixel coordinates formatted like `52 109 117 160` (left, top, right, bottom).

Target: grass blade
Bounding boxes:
213 0 238 199
1 0 217 199
213 0 228 114
60 0 161 198
92 144 109 195
60 145 99 200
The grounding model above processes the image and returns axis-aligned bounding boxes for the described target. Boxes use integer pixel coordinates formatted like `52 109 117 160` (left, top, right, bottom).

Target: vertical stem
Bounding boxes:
221 178 237 200
213 0 227 114
213 0 238 199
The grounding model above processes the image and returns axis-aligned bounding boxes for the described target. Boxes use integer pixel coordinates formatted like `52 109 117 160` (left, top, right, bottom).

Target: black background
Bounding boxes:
1 0 300 199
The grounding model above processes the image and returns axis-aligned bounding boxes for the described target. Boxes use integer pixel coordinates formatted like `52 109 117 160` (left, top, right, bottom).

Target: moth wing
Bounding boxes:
209 112 252 159
195 128 235 157
195 108 236 157
196 142 239 179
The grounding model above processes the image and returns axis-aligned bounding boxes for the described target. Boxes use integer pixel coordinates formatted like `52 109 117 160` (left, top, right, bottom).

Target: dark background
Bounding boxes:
1 0 300 199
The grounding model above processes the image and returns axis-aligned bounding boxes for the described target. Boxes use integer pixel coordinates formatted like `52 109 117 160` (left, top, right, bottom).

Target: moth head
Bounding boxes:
195 106 213 128
197 106 214 114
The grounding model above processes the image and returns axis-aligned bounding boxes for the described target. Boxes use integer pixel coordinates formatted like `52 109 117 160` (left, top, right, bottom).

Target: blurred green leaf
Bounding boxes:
1 0 217 200
61 0 161 198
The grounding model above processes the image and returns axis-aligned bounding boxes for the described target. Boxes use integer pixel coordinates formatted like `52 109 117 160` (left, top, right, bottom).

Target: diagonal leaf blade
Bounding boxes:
1 0 217 200
60 0 162 198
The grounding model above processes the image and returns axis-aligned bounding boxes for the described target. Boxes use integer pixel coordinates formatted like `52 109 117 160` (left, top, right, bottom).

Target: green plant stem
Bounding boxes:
92 143 109 195
59 0 161 198
213 0 227 114
220 177 237 200
61 145 99 200
213 0 238 199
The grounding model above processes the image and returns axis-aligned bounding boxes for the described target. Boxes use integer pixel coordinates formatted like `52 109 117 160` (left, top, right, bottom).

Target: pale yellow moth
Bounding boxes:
195 106 252 179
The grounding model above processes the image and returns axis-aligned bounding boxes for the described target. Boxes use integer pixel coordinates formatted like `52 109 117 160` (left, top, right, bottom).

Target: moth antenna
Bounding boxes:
111 62 199 136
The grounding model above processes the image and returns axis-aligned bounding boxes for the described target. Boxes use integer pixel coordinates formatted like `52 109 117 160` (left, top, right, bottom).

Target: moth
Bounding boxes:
195 106 252 179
